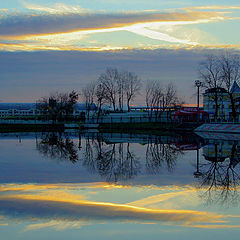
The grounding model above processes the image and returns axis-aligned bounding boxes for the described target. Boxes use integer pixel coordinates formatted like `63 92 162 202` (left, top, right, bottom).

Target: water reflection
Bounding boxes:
82 137 141 182
18 131 240 202
146 143 183 174
196 138 240 206
36 132 78 163
1 131 240 237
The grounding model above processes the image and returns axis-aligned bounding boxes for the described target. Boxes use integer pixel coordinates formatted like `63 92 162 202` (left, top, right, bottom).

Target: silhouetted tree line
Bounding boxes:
36 91 79 122
36 67 182 121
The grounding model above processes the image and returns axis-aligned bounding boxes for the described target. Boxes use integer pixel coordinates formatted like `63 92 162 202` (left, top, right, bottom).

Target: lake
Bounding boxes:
0 131 240 240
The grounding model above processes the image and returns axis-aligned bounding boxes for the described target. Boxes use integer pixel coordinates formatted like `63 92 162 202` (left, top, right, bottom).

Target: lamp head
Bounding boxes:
195 80 202 87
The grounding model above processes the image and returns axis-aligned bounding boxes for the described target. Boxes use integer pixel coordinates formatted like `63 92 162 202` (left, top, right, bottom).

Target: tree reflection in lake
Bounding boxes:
146 140 183 174
36 132 78 163
34 131 240 206
196 139 240 206
81 136 141 182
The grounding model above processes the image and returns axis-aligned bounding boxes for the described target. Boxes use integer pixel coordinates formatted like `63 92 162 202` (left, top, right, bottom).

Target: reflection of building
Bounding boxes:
203 82 240 120
203 140 240 165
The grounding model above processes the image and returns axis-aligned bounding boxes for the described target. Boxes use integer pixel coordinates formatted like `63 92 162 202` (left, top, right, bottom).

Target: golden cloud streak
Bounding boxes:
0 194 226 224
185 5 240 11
22 2 87 14
0 183 239 230
183 224 240 229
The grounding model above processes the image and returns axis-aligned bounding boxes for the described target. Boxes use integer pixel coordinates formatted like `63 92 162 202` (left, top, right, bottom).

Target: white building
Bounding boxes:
203 82 240 121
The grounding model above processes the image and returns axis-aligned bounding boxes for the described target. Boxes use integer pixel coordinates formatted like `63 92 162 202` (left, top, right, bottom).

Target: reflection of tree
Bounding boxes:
198 142 240 206
36 132 78 163
81 137 141 182
146 140 183 174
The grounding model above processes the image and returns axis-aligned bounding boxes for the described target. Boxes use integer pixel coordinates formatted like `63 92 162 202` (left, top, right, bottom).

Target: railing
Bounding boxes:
206 119 240 124
85 115 178 124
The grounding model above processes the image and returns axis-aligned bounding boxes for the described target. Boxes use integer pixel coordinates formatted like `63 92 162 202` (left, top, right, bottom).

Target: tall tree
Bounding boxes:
123 71 142 112
220 52 240 120
82 82 96 119
198 54 222 119
98 68 119 111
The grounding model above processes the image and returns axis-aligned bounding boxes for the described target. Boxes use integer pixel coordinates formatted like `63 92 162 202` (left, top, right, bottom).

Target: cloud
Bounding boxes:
22 2 87 14
0 3 238 51
185 5 240 11
0 10 224 38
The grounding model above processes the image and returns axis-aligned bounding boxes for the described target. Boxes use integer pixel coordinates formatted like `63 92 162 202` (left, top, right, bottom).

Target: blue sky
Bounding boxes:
0 0 239 103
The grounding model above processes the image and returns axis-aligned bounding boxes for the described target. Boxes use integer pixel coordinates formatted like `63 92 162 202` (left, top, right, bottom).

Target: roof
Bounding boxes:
205 87 227 94
173 109 208 116
230 81 240 93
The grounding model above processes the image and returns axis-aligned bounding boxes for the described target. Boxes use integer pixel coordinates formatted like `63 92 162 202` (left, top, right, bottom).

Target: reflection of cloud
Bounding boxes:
0 183 239 230
24 220 90 231
184 224 240 229
0 182 129 192
128 190 193 207
0 195 225 225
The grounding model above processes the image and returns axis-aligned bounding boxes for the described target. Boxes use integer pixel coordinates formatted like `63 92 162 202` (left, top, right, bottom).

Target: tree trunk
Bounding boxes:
214 92 219 120
229 93 237 120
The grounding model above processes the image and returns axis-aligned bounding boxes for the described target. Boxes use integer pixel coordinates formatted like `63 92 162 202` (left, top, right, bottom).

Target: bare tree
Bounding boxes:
220 52 240 120
98 68 141 112
82 82 95 119
198 54 223 119
95 82 108 121
123 71 142 112
164 83 179 108
98 68 119 111
145 80 164 118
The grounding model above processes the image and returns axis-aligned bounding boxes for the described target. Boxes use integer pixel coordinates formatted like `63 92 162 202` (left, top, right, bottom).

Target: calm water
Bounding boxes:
0 131 240 240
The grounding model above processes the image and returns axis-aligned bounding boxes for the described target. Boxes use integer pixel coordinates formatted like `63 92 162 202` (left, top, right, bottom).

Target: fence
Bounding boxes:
86 114 176 124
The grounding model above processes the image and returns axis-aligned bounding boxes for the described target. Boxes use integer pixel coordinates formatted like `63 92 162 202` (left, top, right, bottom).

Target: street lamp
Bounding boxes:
195 80 202 124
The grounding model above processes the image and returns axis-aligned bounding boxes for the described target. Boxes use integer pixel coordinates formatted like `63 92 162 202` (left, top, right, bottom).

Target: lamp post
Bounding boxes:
195 80 202 124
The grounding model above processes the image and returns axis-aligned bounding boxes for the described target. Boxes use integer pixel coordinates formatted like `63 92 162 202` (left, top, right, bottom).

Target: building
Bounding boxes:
203 82 240 121
172 107 208 122
0 103 97 119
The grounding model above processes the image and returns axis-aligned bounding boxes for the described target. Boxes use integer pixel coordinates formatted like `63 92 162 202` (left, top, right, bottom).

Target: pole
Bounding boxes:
197 85 200 124
195 80 202 125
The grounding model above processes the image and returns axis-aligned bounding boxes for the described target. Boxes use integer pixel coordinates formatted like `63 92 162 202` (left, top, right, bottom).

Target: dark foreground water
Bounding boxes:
0 131 240 240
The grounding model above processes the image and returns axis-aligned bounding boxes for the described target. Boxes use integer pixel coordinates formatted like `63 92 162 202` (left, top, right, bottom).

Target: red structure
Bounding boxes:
172 107 208 122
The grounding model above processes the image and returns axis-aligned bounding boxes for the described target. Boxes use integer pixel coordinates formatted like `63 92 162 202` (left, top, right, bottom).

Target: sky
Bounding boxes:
0 0 240 103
